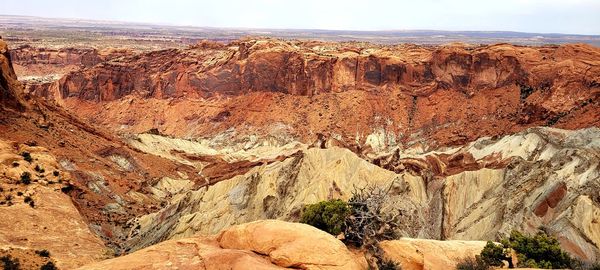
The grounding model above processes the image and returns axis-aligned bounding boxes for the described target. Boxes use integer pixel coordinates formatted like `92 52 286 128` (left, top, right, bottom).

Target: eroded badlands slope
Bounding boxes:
121 127 600 262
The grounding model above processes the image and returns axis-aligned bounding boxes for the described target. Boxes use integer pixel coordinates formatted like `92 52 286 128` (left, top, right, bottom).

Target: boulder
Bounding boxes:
380 238 487 270
78 220 367 270
218 220 366 270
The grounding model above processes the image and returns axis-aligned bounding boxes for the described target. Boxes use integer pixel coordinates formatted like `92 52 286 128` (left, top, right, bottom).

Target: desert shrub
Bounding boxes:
34 165 44 173
0 255 20 270
300 199 350 235
377 259 402 270
35 250 50 258
300 183 402 270
519 84 535 101
344 184 401 250
343 183 402 269
40 261 57 270
455 257 490 270
23 196 35 208
20 152 32 163
20 172 31 185
479 241 508 267
52 171 59 177
570 259 600 270
501 230 572 269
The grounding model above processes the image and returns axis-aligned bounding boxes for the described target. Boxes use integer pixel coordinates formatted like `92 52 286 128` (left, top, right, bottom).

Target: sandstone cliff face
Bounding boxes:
0 38 25 108
30 39 600 149
10 45 130 96
44 40 600 101
11 45 105 67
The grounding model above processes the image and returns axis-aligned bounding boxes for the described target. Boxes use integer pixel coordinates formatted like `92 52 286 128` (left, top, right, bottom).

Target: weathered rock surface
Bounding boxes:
0 37 26 108
10 45 130 96
10 45 126 68
124 127 600 261
78 220 366 270
122 147 425 251
30 39 600 150
375 127 600 261
380 238 487 270
218 220 366 269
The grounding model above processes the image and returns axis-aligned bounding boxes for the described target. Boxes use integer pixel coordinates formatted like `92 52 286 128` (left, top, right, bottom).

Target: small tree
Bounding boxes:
40 261 57 270
0 255 20 270
502 231 572 269
344 183 401 251
35 250 50 257
20 152 32 163
300 199 350 236
20 172 31 185
480 241 509 267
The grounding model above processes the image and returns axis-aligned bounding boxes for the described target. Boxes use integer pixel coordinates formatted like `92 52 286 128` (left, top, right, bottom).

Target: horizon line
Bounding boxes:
1 13 599 37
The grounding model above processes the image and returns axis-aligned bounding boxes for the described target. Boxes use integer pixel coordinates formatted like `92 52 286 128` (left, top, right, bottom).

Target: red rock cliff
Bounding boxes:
0 37 25 108
34 39 600 148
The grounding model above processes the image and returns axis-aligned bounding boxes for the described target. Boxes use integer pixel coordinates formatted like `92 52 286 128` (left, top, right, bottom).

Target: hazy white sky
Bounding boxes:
2 0 600 35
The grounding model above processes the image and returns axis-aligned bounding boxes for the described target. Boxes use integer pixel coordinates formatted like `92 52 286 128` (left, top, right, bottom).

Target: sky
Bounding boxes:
2 0 600 35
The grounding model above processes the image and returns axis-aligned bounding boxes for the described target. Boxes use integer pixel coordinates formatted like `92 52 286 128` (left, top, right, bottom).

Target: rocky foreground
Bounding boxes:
77 220 487 270
2 36 600 269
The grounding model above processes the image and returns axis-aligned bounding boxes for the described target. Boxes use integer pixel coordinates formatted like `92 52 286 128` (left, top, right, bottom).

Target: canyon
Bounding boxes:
24 38 600 151
1 31 599 270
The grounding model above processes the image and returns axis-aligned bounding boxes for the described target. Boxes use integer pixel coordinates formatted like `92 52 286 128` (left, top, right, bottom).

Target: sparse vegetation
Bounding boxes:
301 182 401 269
3 194 13 205
34 165 45 174
20 172 31 185
459 230 577 270
377 259 402 270
344 183 401 250
40 261 56 270
300 199 350 236
0 255 20 270
20 152 32 163
570 259 600 270
24 196 35 208
35 250 50 258
479 241 509 267
519 84 535 101
502 230 572 269
455 257 490 270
